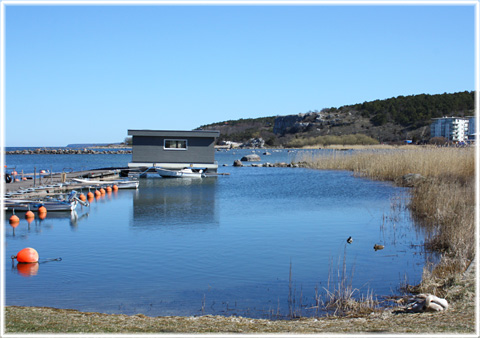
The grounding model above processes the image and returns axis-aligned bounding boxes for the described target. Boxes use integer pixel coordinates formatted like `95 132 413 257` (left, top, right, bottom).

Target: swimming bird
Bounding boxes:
347 236 353 244
374 244 384 251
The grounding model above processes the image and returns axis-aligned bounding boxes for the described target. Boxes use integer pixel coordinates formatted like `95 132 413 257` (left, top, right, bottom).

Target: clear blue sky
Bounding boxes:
4 2 477 147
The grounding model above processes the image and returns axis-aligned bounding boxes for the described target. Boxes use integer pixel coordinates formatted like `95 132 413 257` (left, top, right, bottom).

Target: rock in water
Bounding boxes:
241 154 261 162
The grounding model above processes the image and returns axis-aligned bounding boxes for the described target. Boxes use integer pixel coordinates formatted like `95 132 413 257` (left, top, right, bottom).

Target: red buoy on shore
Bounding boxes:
16 248 39 263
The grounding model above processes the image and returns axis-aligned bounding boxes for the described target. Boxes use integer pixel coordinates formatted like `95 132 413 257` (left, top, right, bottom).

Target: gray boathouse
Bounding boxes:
127 129 220 173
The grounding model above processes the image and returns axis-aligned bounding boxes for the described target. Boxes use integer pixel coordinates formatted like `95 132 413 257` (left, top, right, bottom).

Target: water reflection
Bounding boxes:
15 263 39 277
132 177 219 229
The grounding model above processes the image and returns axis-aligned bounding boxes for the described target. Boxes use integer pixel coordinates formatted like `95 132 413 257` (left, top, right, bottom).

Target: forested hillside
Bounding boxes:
354 91 474 127
197 91 475 146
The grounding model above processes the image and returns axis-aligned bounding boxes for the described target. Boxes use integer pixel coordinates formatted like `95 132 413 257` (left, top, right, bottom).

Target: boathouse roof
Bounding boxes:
128 129 220 138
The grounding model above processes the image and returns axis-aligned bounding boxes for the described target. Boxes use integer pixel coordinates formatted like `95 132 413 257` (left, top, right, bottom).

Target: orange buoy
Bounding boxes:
25 210 35 220
79 193 86 201
38 206 47 214
87 191 94 198
94 189 101 197
22 177 27 181
9 214 20 224
16 247 39 263
100 188 106 195
112 185 118 191
38 212 47 220
106 186 112 193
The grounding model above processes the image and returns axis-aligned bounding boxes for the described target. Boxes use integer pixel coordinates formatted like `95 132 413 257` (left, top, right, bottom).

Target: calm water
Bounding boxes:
4 149 428 318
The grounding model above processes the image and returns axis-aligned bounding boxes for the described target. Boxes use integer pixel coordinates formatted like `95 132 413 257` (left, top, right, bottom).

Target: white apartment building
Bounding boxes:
430 117 470 142
467 116 476 140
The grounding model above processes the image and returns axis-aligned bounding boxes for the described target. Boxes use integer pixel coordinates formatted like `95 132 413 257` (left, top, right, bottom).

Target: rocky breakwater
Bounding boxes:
233 159 302 168
6 148 132 155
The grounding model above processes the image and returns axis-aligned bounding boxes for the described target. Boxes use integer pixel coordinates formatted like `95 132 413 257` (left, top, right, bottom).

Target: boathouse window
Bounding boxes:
164 139 187 150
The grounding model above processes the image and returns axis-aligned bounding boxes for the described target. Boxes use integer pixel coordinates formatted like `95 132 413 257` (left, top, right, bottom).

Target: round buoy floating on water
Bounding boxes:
25 210 35 220
94 190 101 197
79 193 86 201
9 214 20 225
100 188 106 195
112 185 118 191
87 191 94 199
16 247 39 263
22 177 27 181
38 212 47 220
38 206 47 214
106 186 112 193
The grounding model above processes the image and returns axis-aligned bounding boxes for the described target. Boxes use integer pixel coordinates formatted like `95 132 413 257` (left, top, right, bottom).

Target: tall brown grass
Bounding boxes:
298 147 474 182
298 146 476 291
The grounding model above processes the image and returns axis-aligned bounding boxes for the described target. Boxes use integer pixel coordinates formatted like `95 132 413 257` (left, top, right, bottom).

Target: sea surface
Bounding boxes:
4 149 430 319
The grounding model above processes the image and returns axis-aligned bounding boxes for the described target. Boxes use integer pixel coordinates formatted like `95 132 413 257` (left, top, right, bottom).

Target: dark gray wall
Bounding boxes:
131 136 216 164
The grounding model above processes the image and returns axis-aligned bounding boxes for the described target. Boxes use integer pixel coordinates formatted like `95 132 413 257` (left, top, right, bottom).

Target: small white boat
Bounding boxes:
156 168 206 178
71 178 139 189
4 191 84 212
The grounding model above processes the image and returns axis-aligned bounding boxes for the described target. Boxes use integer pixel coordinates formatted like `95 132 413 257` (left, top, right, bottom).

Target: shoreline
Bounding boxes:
4 265 475 335
4 245 475 334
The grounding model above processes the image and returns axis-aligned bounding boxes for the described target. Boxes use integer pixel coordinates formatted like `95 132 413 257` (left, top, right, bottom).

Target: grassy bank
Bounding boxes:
287 133 379 148
298 146 475 293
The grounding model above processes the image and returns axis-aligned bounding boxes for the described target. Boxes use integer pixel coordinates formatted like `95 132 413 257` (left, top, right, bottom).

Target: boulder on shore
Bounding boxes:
406 294 448 313
400 173 425 187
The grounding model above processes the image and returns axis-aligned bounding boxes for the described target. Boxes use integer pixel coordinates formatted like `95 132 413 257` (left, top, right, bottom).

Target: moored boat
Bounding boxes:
155 168 206 178
4 191 86 212
71 178 139 189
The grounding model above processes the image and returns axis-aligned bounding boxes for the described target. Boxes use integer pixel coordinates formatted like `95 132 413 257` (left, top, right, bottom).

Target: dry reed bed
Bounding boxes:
298 146 476 291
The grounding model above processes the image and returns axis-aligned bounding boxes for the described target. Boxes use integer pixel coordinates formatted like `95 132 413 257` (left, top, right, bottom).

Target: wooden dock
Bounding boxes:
4 168 124 199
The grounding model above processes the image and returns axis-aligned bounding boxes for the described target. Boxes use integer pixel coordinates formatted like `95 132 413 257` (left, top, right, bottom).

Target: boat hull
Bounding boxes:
5 199 77 212
155 168 205 178
71 178 139 189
